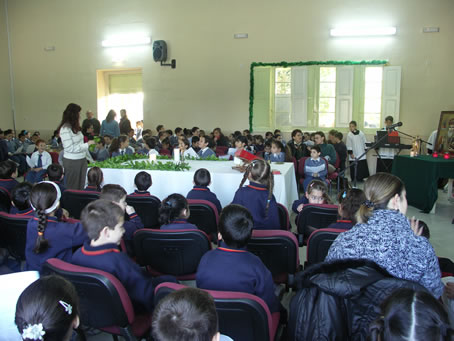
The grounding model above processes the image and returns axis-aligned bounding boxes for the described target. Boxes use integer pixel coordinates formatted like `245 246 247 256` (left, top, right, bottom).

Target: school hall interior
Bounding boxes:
0 0 453 340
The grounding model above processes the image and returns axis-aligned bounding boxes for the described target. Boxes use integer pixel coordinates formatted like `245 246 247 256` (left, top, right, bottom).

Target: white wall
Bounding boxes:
0 0 12 128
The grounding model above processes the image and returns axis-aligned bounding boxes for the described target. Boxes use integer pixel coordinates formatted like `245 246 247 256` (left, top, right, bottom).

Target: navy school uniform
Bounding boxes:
291 195 309 214
128 190 151 197
51 180 66 193
231 181 280 230
10 206 34 216
198 148 216 159
111 148 134 158
327 219 354 230
123 212 144 240
196 242 279 313
160 218 198 230
0 178 19 194
84 185 100 192
26 215 88 272
186 185 222 214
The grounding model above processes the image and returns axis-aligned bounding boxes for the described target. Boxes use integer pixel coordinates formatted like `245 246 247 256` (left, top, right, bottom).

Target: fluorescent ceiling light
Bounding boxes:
330 27 397 37
102 35 151 47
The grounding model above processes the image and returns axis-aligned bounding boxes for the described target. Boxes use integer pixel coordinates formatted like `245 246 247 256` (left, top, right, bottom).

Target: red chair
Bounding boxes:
247 229 300 287
159 149 171 156
215 146 228 156
49 151 59 164
296 204 338 246
42 258 152 341
154 282 281 341
0 212 32 261
187 199 220 241
305 228 348 269
60 190 100 219
276 203 290 231
133 228 212 280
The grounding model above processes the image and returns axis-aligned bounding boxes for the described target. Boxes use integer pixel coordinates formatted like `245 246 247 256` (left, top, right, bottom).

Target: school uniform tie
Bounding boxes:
37 154 42 168
121 150 124 155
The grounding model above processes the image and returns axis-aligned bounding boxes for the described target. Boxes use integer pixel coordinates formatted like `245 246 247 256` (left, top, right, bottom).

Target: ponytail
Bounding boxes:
159 194 188 225
33 209 50 254
240 160 273 217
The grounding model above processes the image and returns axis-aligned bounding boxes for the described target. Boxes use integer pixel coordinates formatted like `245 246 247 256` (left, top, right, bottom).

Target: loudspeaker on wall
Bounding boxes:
153 40 167 62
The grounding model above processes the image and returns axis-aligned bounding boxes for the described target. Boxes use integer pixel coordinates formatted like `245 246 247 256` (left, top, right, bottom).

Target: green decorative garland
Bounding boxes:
248 60 388 131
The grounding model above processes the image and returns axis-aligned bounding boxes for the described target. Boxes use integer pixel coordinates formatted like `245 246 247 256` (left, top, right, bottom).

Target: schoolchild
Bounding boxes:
292 178 331 214
0 159 20 194
110 135 133 157
302 145 327 191
159 194 198 230
186 168 222 214
92 138 109 161
159 137 172 156
100 184 143 240
263 140 272 161
191 136 200 153
227 135 252 157
25 139 51 184
197 136 216 159
84 167 103 192
50 129 61 149
72 199 176 313
196 204 280 313
269 140 285 162
10 182 34 216
137 137 159 156
129 171 158 198
231 159 280 230
254 135 265 153
328 188 366 230
178 137 198 159
25 182 88 271
103 135 113 153
47 163 66 193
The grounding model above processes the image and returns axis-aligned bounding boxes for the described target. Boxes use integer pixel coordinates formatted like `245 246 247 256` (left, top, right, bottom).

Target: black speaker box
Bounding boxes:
153 40 167 62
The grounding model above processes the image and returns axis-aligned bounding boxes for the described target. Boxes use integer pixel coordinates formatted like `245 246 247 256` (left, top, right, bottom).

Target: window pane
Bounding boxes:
276 68 291 83
364 98 381 113
365 67 383 83
275 96 291 112
275 82 291 95
275 112 291 126
319 113 335 128
365 82 382 99
320 83 336 98
364 114 381 129
319 97 335 113
320 67 336 82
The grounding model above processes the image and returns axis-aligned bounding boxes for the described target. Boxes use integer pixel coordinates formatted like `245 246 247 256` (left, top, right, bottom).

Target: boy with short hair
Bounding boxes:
10 181 34 215
186 168 222 214
93 138 109 161
198 136 216 159
270 140 285 162
130 171 154 197
25 139 52 183
47 163 66 193
196 204 279 313
303 145 327 191
0 159 19 193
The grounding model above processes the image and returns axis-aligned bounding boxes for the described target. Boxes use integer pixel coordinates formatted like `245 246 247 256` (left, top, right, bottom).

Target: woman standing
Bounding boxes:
58 103 94 190
100 110 120 137
119 109 132 135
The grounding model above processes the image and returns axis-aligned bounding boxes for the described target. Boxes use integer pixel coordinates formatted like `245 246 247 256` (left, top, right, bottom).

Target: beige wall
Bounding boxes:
0 0 12 128
2 0 454 139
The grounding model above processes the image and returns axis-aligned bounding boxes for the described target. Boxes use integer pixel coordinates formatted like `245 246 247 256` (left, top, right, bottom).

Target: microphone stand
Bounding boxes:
395 130 431 155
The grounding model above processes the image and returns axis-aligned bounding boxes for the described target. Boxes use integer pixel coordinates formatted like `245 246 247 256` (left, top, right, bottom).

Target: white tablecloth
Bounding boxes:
99 160 299 210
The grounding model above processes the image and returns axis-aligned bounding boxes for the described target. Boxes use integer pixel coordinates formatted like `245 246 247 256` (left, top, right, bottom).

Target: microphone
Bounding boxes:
387 122 402 130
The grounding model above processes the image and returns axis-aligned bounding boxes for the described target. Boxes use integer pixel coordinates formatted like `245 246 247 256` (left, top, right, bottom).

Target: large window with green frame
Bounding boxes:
251 63 401 133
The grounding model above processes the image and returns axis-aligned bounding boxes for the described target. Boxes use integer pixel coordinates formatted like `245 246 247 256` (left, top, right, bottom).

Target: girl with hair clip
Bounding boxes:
25 182 88 271
326 172 445 299
369 288 453 341
327 188 366 230
84 167 103 192
231 159 280 230
159 193 198 230
15 275 85 341
292 178 332 214
110 135 133 157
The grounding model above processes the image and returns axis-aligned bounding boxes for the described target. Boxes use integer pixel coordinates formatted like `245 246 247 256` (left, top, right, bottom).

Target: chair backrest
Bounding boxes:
187 199 219 240
42 258 135 331
215 146 228 156
60 190 100 219
247 229 300 285
154 282 276 341
133 229 211 277
0 187 11 213
276 203 290 230
49 151 60 164
305 228 348 268
297 204 338 235
126 195 161 228
297 157 309 178
334 151 341 169
0 212 31 260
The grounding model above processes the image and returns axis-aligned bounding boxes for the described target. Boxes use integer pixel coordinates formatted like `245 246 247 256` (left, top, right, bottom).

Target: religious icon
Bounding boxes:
435 112 454 156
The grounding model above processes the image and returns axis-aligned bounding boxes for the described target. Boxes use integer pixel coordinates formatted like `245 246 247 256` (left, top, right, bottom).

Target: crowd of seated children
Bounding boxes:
196 204 280 314
327 188 366 230
292 178 331 214
25 182 88 272
84 167 103 192
178 137 198 159
4 129 28 175
25 139 52 184
10 182 34 216
109 135 133 157
99 184 143 240
129 171 155 196
302 145 327 191
232 159 280 230
0 160 19 193
198 136 216 159
159 194 198 230
186 168 222 214
15 275 85 341
72 199 176 314
152 287 233 341
47 163 66 193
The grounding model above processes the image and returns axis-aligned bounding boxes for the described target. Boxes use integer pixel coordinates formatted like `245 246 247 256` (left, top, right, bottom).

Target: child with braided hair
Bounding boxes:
25 182 88 271
231 159 280 230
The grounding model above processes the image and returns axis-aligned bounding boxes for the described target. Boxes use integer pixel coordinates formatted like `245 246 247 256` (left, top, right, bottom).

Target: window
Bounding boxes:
318 67 336 128
274 68 291 127
364 67 383 129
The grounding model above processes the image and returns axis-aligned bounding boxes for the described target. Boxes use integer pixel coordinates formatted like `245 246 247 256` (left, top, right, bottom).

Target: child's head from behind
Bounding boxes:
152 287 219 341
11 182 33 211
218 204 253 248
0 160 18 179
100 184 127 207
306 179 329 204
81 199 124 244
47 163 64 182
338 188 366 224
15 275 80 341
194 168 211 187
135 171 152 191
369 288 453 341
159 194 189 225
87 167 103 190
245 159 272 185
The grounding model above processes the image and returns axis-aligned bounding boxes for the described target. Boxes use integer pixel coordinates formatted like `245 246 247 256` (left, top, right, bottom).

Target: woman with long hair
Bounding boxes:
100 110 120 137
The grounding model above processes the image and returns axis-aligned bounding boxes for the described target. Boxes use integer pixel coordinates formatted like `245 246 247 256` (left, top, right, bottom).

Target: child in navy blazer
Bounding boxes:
10 182 34 216
0 159 19 194
110 135 134 157
47 163 66 193
25 181 88 271
291 178 331 214
84 167 103 192
196 204 280 313
197 136 216 159
129 171 154 196
159 194 198 230
269 140 286 162
72 199 176 313
327 188 365 230
186 168 222 214
232 159 280 230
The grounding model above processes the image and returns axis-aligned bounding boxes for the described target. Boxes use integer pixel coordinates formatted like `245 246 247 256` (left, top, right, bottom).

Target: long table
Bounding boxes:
392 155 454 213
100 160 299 210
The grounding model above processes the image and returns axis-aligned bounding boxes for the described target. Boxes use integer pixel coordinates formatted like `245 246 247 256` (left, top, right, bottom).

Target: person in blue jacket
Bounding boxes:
100 110 120 137
303 145 327 191
232 159 280 230
186 168 222 214
159 193 198 230
197 136 216 159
